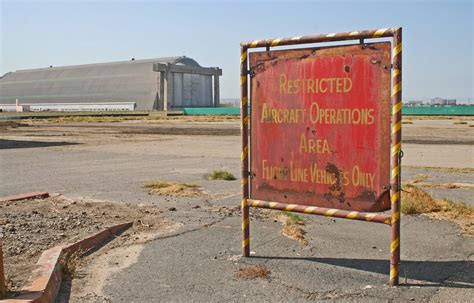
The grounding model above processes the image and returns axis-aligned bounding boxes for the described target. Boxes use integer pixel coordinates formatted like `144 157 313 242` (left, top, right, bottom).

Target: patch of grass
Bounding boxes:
235 266 271 280
281 211 304 225
414 174 429 180
401 184 441 215
402 184 474 236
282 224 308 245
207 169 236 181
144 181 202 197
438 199 473 220
402 166 474 174
405 181 474 189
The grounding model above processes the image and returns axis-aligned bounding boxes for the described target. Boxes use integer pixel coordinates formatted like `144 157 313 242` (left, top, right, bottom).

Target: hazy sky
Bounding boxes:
1 0 473 102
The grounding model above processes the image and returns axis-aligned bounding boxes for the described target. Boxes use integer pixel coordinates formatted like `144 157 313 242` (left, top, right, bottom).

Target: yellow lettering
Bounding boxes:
280 74 287 94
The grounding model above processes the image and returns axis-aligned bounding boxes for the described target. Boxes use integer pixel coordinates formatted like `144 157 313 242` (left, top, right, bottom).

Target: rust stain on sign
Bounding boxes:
249 42 392 212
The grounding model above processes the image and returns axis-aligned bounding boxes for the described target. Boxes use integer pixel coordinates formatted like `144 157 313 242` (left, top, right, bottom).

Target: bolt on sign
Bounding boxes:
240 28 403 286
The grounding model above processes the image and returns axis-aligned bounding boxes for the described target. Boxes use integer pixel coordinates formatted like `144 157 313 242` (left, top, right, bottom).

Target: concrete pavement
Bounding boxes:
0 120 472 302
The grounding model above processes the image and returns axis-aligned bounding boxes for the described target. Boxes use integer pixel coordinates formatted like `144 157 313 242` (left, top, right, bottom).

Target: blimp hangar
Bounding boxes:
0 56 222 111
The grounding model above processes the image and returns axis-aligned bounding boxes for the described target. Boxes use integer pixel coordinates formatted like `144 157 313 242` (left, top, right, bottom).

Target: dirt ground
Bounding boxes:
0 195 171 295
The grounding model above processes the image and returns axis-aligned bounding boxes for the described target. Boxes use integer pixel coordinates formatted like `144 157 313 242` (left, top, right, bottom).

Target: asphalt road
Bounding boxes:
0 119 473 302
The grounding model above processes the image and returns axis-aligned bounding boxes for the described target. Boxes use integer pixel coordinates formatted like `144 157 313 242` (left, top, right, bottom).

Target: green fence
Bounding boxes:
183 107 240 115
183 106 474 116
403 106 474 116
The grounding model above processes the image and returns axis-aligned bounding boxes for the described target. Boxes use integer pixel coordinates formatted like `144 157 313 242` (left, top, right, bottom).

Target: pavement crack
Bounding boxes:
150 216 227 241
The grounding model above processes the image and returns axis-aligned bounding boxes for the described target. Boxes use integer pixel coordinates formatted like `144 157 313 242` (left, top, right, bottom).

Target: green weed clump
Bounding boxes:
207 169 236 181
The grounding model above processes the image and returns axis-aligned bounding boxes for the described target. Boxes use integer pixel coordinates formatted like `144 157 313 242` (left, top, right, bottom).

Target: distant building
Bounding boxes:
0 56 222 111
405 100 424 106
430 97 456 106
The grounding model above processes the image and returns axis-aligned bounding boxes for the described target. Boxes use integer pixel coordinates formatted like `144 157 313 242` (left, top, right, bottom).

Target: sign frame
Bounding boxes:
240 28 403 286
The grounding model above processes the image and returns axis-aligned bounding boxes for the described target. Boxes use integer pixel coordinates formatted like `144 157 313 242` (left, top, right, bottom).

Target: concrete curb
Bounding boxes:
0 193 49 203
1 222 133 303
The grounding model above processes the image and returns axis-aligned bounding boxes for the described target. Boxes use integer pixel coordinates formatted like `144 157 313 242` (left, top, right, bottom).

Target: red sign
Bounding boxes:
249 43 392 212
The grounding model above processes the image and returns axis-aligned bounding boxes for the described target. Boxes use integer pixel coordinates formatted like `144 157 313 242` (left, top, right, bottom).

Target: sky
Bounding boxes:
1 0 473 103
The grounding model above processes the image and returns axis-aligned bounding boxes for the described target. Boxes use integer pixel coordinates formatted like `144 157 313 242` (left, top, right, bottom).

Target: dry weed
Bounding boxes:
60 251 82 277
208 169 236 181
144 181 202 197
235 266 271 280
405 181 474 189
402 184 474 236
401 184 441 214
282 224 308 245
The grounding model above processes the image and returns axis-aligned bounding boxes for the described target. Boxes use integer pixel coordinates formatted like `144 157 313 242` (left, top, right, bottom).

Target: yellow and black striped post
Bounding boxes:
240 46 250 257
390 27 402 287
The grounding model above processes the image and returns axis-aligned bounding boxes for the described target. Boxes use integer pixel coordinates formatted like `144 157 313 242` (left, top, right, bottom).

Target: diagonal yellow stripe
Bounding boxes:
392 43 402 58
349 31 359 36
391 212 400 224
303 206 317 213
326 33 336 38
242 237 249 247
241 146 248 161
242 218 249 230
392 166 400 179
392 142 401 156
269 202 278 209
391 192 399 203
365 213 377 221
392 121 401 134
373 28 388 37
250 40 259 48
241 177 248 185
346 211 358 219
240 75 247 86
291 36 302 41
392 83 401 96
240 52 247 64
241 198 248 207
285 204 297 211
384 218 392 225
393 102 402 114
271 38 282 46
391 238 400 253
324 209 338 216
393 68 400 78
249 200 259 207
241 96 248 107
390 267 398 281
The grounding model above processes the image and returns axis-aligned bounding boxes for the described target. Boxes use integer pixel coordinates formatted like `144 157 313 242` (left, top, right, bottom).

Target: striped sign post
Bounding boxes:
240 28 403 286
240 46 250 257
390 28 403 287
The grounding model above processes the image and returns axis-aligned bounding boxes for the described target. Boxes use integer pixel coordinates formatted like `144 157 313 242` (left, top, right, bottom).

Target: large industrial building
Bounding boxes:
0 56 222 111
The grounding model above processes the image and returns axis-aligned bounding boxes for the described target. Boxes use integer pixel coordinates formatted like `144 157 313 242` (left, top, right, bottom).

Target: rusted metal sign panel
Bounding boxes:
249 42 391 212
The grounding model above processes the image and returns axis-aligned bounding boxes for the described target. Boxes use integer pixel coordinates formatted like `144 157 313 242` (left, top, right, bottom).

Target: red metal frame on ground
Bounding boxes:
240 28 402 286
